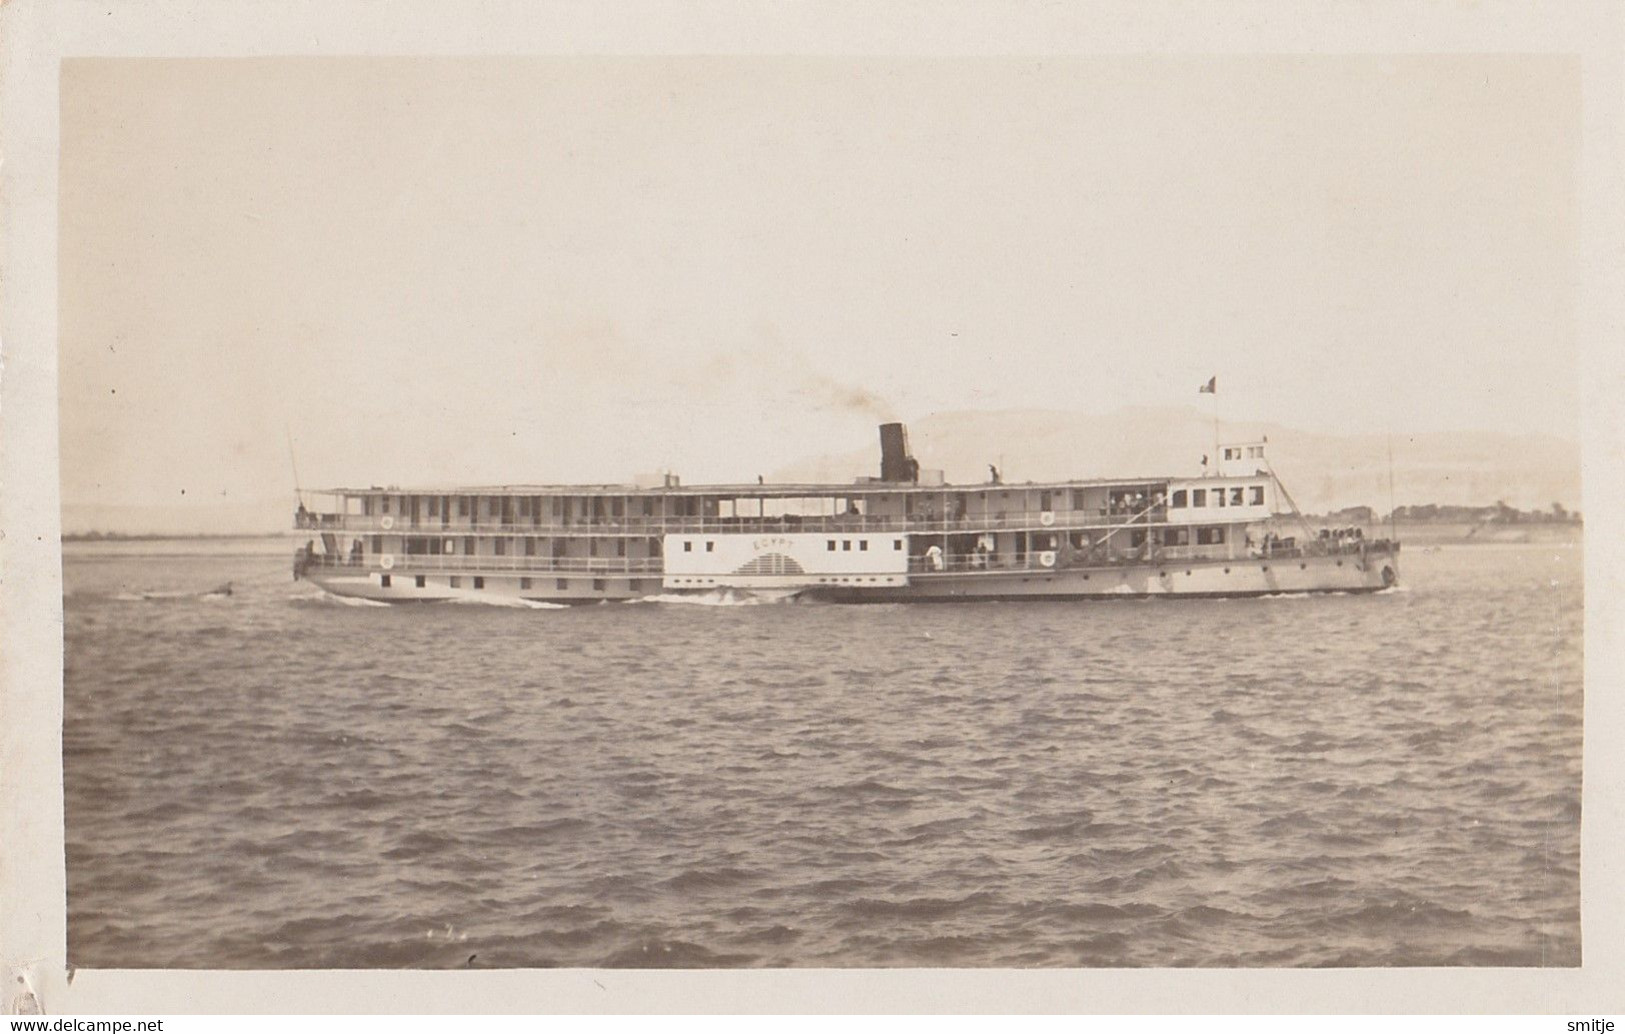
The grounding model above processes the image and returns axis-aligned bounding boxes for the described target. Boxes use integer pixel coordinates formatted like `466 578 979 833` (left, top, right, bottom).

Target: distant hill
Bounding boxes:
62 406 1580 535
61 496 293 538
770 406 1580 515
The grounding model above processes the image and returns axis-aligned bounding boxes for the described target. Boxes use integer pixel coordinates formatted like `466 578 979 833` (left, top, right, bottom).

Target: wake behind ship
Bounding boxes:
292 423 1398 604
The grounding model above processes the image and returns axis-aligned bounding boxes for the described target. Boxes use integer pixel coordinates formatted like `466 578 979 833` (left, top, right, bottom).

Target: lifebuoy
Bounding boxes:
1039 511 1055 527
380 554 395 570
1039 551 1056 568
380 515 395 530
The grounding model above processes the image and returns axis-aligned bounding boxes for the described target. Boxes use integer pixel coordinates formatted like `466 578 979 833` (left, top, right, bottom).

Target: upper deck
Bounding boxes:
295 423 1286 538
295 471 1281 538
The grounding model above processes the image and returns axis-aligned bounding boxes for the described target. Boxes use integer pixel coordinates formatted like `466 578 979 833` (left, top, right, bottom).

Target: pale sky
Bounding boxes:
59 56 1580 520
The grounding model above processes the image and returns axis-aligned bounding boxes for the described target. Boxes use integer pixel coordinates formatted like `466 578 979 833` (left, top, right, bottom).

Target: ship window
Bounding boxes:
415 575 425 588
589 540 597 557
684 541 693 552
828 540 837 551
894 539 903 550
705 541 715 552
380 574 391 587
642 497 653 516
1212 489 1225 507
593 578 606 591
1196 526 1228 545
495 538 506 556
1230 487 1245 506
449 577 460 588
525 538 536 556
1171 490 1187 508
611 498 624 518
1191 489 1206 507
458 497 470 517
371 535 382 553
520 577 532 590
1250 485 1265 506
617 539 627 557
843 541 852 551
557 578 569 590
381 497 391 515
473 577 485 589
859 540 869 551
1130 530 1146 548
428 497 439 517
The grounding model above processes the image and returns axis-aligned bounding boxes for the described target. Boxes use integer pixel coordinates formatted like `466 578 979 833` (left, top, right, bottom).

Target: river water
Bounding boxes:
62 537 1582 968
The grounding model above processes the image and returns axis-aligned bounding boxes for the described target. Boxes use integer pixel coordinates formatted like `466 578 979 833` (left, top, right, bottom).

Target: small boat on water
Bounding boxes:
292 422 1398 604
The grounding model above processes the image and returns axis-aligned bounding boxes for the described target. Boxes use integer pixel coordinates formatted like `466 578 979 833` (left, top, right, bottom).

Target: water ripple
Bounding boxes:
63 541 1582 968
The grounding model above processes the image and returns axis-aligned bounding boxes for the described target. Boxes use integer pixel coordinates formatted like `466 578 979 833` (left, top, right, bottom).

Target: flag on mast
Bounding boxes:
1199 376 1217 394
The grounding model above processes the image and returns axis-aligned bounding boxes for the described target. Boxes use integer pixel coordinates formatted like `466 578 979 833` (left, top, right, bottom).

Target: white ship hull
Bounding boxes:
292 421 1400 606
302 548 1396 605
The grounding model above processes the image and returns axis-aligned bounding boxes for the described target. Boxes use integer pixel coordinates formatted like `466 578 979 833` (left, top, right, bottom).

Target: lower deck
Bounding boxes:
301 544 1398 604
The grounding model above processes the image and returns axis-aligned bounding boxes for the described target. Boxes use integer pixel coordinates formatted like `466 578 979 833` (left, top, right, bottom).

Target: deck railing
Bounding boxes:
294 508 1178 537
297 538 1395 578
300 554 664 575
904 538 1396 575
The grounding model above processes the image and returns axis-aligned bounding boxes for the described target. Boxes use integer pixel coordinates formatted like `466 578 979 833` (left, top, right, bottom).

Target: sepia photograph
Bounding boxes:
49 51 1586 974
5 2 1623 1016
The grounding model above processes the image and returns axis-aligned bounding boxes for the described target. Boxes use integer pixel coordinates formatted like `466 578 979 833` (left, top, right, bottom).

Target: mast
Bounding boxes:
285 423 304 509
1387 434 1401 578
1199 376 1219 476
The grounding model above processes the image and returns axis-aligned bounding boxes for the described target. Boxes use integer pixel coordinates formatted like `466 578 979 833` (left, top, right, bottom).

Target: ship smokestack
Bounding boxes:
879 422 920 483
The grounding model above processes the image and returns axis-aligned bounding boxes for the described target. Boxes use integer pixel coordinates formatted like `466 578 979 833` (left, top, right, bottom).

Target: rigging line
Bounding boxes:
285 423 304 504
1387 432 1401 578
1263 458 1319 546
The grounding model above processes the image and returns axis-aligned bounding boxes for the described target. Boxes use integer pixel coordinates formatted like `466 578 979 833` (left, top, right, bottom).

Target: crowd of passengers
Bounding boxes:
914 524 1393 572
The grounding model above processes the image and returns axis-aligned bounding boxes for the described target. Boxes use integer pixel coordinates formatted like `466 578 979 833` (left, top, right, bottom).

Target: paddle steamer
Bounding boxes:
292 423 1398 603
